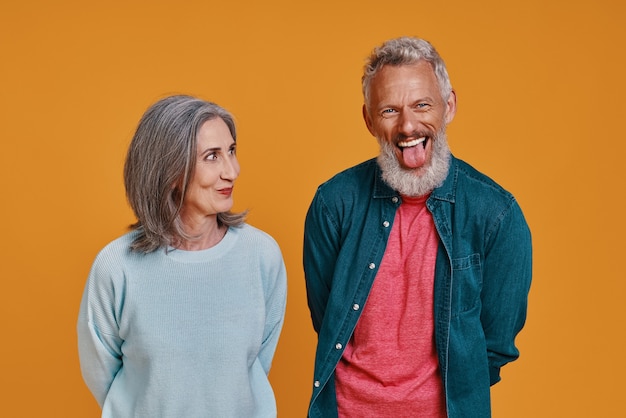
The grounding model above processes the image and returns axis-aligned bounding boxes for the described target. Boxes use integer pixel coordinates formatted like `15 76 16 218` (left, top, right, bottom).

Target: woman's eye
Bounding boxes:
205 152 217 161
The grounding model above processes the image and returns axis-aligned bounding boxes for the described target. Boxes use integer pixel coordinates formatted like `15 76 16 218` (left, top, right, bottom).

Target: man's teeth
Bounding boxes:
398 137 426 148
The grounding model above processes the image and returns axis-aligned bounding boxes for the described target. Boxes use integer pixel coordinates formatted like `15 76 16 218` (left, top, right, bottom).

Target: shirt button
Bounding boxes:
335 343 343 350
383 221 390 228
352 303 360 311
368 263 375 269
392 196 399 203
314 380 320 388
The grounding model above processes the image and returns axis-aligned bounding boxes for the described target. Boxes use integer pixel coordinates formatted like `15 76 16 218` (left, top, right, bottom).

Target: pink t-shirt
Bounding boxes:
335 195 446 418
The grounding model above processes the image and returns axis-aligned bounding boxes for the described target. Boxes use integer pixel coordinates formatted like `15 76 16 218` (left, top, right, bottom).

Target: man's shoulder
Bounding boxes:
443 157 522 221
317 158 378 193
451 157 515 201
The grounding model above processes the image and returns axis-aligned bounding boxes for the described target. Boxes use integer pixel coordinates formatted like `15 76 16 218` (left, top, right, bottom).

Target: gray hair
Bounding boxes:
362 37 453 106
124 95 246 253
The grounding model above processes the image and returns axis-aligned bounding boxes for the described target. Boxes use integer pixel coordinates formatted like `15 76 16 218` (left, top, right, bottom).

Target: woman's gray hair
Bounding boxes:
124 95 246 253
362 37 453 107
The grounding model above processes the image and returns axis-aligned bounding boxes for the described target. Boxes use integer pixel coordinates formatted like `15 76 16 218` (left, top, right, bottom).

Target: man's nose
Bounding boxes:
399 110 421 135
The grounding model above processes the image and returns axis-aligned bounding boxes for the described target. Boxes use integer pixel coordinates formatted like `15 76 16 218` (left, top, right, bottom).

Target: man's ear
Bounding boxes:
445 90 457 124
362 104 375 136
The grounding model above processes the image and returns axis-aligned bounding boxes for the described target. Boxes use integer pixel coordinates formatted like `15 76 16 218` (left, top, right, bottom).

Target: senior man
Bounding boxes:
303 36 532 418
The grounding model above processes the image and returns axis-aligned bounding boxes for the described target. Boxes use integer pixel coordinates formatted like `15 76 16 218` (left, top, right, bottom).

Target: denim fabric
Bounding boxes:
303 156 532 418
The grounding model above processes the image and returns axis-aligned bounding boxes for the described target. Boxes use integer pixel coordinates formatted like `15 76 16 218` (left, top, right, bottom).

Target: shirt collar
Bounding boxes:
372 155 458 203
430 155 457 203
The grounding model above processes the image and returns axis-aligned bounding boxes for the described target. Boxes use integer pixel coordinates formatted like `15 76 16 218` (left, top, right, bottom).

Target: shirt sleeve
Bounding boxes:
480 197 532 385
303 188 341 334
77 252 125 407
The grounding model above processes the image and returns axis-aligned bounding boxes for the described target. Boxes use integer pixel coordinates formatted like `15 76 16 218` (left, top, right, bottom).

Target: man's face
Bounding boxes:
363 61 456 177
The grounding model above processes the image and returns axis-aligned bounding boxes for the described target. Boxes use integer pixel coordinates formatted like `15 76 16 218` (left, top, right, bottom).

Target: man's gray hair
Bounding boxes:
362 37 453 106
124 95 246 253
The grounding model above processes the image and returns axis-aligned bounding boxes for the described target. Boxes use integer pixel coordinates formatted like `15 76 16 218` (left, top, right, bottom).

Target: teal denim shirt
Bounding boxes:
303 156 532 418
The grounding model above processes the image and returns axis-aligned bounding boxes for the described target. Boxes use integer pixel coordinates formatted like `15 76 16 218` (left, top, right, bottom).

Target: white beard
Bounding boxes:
376 129 451 197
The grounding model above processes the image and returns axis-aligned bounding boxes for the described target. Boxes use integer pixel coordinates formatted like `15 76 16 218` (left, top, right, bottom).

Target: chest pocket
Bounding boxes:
450 253 482 317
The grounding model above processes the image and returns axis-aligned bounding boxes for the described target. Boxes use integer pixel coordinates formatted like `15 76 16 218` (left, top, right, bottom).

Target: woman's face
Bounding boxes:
179 117 239 225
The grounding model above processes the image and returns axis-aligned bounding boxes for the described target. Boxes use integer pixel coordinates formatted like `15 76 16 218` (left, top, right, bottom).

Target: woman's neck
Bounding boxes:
176 216 227 251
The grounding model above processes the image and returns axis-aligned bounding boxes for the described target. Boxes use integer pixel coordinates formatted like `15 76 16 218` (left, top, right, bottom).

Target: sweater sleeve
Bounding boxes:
77 249 125 407
258 238 288 375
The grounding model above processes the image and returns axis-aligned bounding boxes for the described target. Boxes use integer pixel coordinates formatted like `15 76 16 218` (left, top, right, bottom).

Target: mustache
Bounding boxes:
393 130 435 143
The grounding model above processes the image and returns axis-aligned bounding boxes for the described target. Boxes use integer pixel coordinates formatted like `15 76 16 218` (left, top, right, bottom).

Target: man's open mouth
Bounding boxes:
398 137 428 149
396 136 429 168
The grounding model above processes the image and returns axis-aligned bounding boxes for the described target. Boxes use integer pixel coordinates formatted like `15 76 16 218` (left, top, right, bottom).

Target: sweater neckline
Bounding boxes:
164 226 239 263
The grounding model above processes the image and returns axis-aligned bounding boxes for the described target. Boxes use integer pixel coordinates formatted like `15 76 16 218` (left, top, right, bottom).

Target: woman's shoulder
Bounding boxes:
90 230 145 272
84 231 142 290
95 230 139 257
233 224 282 255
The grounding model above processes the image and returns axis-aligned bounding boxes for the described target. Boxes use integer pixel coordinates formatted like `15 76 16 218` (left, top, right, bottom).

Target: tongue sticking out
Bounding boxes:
402 143 427 169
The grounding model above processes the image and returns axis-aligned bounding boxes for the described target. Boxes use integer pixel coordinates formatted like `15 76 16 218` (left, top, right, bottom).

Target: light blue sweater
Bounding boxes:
78 224 287 417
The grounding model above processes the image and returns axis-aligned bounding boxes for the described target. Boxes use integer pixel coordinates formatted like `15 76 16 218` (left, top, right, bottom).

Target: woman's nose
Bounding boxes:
221 156 239 180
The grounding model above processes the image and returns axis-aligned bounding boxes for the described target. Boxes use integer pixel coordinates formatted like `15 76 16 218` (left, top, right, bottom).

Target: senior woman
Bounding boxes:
77 95 287 417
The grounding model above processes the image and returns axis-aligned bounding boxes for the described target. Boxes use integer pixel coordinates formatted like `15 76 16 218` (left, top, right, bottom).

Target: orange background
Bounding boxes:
1 0 624 416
